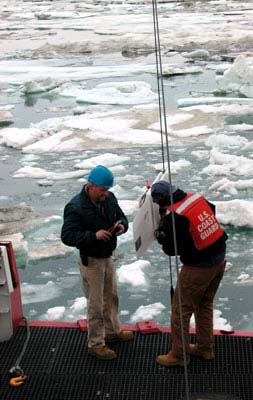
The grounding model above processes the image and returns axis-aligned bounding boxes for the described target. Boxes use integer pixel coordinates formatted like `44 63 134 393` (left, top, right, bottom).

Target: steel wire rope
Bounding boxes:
151 1 190 398
152 0 165 173
9 317 30 378
151 0 174 304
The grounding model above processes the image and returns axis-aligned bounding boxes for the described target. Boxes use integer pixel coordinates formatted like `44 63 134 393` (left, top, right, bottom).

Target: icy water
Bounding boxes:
0 0 253 331
2 138 253 331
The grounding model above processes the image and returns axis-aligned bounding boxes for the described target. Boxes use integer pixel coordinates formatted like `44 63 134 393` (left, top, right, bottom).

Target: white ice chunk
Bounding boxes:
75 153 130 169
202 149 253 177
236 273 250 282
65 114 162 145
0 110 13 124
149 112 193 131
28 242 74 261
23 130 84 153
70 297 87 313
0 127 43 149
205 134 248 149
0 232 28 254
190 309 233 331
183 49 210 60
117 260 151 287
75 81 157 105
44 307 66 321
21 281 61 304
118 200 139 216
172 125 212 138
13 166 87 180
154 159 191 174
20 77 64 94
117 223 133 246
210 178 253 195
191 150 209 160
162 65 203 76
178 97 253 108
214 199 253 228
130 302 166 323
217 55 253 98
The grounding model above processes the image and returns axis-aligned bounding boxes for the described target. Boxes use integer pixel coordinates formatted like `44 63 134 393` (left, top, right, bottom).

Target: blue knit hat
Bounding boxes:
87 165 114 188
151 180 177 204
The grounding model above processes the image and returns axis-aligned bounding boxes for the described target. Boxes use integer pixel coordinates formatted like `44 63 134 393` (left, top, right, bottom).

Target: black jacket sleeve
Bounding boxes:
61 203 97 249
114 203 128 233
157 212 189 256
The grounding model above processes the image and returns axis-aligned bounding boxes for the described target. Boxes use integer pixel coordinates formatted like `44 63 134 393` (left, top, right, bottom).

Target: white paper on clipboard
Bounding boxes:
133 171 165 258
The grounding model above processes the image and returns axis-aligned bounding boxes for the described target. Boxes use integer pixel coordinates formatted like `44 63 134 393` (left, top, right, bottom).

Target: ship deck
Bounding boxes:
0 323 252 400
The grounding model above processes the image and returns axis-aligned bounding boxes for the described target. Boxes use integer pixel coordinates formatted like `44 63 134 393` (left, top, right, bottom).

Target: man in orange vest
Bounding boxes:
151 180 228 367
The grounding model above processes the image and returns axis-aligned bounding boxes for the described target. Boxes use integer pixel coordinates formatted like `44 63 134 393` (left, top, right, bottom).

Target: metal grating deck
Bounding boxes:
0 327 252 399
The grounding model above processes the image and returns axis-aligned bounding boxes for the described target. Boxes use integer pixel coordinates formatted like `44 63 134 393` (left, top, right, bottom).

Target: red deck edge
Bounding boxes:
159 325 253 337
19 320 79 328
0 241 23 330
17 319 253 337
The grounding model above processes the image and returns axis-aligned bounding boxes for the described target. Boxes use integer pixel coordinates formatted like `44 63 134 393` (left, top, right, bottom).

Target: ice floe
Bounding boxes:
130 303 166 323
117 260 151 287
217 55 253 98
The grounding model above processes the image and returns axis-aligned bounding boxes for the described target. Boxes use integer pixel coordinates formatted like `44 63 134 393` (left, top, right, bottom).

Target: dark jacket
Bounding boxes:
61 185 128 258
156 190 228 267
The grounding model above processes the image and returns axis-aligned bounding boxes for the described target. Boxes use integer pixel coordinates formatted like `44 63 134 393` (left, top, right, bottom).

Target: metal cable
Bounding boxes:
9 317 31 375
152 0 165 172
169 256 174 300
151 1 190 398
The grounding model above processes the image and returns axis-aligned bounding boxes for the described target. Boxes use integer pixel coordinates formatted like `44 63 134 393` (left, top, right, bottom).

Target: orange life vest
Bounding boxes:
167 193 224 250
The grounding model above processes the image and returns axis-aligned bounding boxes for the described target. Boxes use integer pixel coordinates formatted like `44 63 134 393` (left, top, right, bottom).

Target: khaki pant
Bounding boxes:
171 260 226 358
80 257 121 349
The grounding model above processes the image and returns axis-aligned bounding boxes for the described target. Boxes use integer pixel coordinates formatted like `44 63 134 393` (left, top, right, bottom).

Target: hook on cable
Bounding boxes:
9 366 27 387
9 374 27 387
139 181 152 207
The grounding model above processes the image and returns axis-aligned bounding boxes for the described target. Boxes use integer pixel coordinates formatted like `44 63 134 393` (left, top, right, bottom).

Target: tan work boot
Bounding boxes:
105 330 134 342
188 344 214 360
88 345 116 360
156 351 190 367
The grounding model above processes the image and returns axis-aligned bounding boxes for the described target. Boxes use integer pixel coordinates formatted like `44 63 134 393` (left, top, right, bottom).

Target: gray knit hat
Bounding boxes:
151 180 177 204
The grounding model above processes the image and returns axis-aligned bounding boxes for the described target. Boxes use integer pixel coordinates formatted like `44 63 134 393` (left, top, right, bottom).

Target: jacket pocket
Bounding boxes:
80 255 88 266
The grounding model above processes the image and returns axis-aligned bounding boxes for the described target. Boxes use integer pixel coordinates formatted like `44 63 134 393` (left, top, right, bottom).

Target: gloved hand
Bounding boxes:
154 228 167 244
159 206 167 217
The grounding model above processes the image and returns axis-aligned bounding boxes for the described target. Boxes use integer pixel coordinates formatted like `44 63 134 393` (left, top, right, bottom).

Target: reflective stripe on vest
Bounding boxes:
167 193 224 250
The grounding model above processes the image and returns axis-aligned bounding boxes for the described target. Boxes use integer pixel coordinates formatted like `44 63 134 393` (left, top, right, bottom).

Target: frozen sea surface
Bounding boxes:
0 0 253 331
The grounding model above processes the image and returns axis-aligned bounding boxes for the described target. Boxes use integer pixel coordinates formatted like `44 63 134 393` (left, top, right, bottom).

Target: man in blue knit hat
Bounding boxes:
61 165 133 360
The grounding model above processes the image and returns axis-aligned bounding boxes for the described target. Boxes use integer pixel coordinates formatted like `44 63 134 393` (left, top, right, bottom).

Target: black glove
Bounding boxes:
159 206 167 217
154 228 167 244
